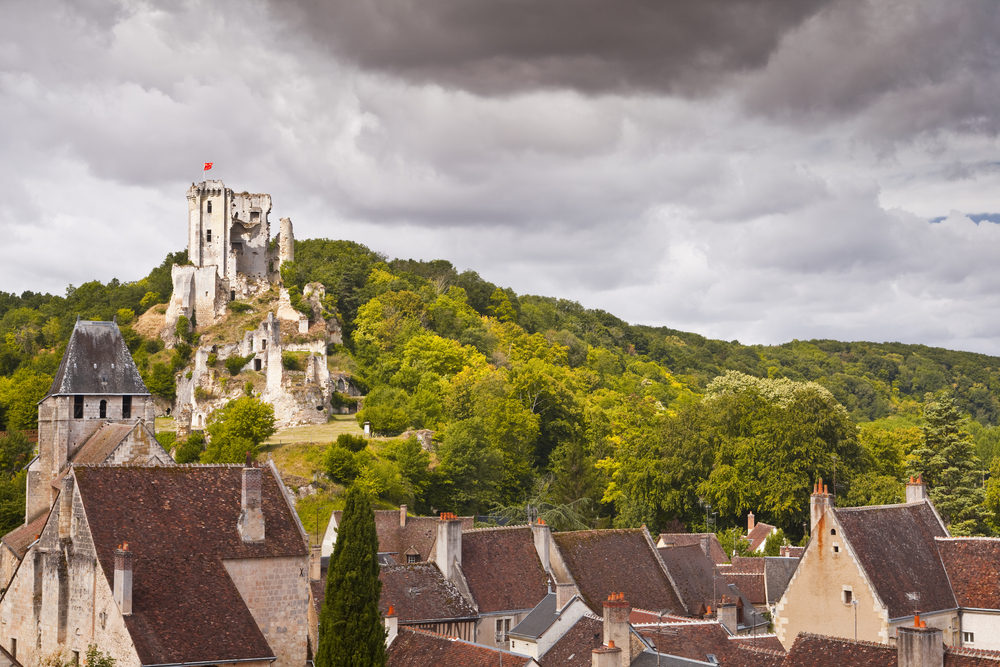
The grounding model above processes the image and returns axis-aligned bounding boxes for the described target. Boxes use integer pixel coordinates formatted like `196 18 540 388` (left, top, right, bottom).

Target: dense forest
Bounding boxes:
2 239 1000 540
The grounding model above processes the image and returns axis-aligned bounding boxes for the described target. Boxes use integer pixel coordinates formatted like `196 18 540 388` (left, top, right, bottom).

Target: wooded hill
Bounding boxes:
2 239 1000 540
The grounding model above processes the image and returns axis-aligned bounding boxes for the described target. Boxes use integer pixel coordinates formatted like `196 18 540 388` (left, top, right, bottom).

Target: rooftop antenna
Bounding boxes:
906 591 921 620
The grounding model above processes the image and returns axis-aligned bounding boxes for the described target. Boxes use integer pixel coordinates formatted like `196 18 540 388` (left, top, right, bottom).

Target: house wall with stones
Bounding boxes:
223 556 311 667
103 424 171 465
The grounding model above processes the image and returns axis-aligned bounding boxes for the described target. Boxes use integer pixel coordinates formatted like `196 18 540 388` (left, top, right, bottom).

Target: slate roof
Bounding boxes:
553 529 685 616
763 557 800 605
509 592 558 640
936 537 1000 610
657 544 730 615
460 526 549 614
46 320 148 397
330 510 473 560
746 523 776 552
658 533 730 565
73 464 308 666
387 628 533 667
832 502 955 618
538 615 604 667
1 511 49 558
379 562 478 623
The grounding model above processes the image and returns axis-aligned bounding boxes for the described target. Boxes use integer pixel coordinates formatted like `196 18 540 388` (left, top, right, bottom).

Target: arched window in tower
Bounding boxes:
99 399 107 419
206 201 212 214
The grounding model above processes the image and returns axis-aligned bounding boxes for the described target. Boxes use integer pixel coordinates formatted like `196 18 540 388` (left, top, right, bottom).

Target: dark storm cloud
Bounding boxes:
275 0 834 94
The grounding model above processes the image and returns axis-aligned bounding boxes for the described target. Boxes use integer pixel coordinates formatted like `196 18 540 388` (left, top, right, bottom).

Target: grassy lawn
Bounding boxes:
155 416 176 432
263 415 366 446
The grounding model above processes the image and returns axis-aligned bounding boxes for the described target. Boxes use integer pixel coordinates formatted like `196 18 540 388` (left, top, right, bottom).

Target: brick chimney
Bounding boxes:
556 582 576 610
747 511 755 533
603 593 631 666
592 641 623 667
114 543 133 616
237 461 265 544
897 623 943 667
906 476 928 504
435 512 463 582
531 518 551 574
399 504 407 528
384 605 398 647
810 478 833 535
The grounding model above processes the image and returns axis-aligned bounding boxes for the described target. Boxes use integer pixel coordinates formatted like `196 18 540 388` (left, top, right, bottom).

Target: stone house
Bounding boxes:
378 562 479 641
656 533 730 565
321 505 474 564
935 537 1000 651
0 463 310 667
507 592 591 660
636 618 785 665
743 513 778 554
774 478 959 648
783 626 1000 667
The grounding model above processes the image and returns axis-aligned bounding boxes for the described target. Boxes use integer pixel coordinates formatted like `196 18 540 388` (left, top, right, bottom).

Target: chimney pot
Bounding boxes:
748 511 755 532
607 641 615 649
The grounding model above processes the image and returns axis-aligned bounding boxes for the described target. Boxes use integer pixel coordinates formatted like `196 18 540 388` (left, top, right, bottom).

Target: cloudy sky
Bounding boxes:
2 0 999 353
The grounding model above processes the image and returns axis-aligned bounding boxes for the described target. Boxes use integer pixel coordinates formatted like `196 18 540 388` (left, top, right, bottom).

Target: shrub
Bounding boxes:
140 291 162 310
330 392 359 411
194 386 215 402
356 386 411 435
144 338 164 354
185 371 193 380
144 363 176 401
207 353 218 366
282 351 307 371
324 445 358 483
175 431 205 464
336 433 368 453
116 308 135 326
225 354 253 376
228 301 252 313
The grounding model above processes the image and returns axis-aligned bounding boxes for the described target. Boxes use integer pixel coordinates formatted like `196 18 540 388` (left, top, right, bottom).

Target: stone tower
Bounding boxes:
278 216 294 270
27 320 161 522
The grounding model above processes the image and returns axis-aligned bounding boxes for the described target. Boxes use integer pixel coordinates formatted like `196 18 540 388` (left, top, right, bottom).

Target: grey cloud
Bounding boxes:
272 0 835 95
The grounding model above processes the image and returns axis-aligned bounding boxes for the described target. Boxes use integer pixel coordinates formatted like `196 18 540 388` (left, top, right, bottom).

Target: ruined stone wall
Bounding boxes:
222 556 310 667
228 193 272 283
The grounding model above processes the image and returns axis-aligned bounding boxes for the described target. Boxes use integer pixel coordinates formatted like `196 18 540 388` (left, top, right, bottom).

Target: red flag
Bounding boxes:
204 162 213 171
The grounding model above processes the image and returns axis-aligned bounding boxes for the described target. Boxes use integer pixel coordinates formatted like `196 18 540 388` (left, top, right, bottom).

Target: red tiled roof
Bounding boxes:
460 526 548 614
729 557 766 574
783 633 895 666
539 615 604 667
331 510 474 560
833 502 955 618
553 529 685 616
1 511 49 558
71 423 134 464
74 464 308 666
731 636 786 653
746 523 776 552
636 622 733 663
658 533 730 564
783 546 805 558
388 628 532 667
936 538 1000 610
723 572 767 606
380 562 478 622
728 644 787 667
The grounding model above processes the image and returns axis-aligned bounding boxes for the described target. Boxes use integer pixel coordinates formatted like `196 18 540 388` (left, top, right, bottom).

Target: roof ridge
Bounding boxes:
74 462 246 468
795 632 889 649
730 634 780 640
834 501 925 512
462 524 531 533
947 646 1000 659
734 644 785 656
936 536 1000 541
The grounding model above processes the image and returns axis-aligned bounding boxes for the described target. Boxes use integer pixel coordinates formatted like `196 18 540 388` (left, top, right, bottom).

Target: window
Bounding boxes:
833 545 840 553
207 229 212 242
122 396 131 419
72 651 79 666
964 632 975 644
843 589 852 604
250 211 260 220
254 358 262 371
206 201 212 213
261 339 266 349
406 554 418 564
10 638 16 659
830 529 837 535
230 290 236 301
99 400 107 419
495 619 510 646
74 396 84 419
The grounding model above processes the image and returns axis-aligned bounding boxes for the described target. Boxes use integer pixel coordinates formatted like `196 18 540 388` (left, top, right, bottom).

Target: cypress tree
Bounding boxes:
316 485 386 667
908 395 992 536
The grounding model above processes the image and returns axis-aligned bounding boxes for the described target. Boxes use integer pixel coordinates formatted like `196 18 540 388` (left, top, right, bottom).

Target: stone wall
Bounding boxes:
223 556 311 667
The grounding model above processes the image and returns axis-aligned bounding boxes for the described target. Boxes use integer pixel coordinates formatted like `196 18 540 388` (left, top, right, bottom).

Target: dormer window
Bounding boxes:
406 554 418 564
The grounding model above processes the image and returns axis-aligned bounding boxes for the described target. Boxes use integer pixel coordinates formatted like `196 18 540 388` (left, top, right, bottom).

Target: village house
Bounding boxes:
934 537 1000 651
321 505 474 565
774 478 959 648
656 533 729 565
507 591 591 659
378 562 479 641
783 625 1000 667
387 627 540 667
743 513 778 554
0 462 311 667
636 619 785 666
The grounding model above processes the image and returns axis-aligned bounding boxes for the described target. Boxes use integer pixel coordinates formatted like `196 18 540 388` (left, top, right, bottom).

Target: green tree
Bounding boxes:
174 432 205 464
85 645 117 667
909 396 992 535
762 528 787 556
488 288 517 323
316 485 386 667
201 397 276 463
144 363 177 401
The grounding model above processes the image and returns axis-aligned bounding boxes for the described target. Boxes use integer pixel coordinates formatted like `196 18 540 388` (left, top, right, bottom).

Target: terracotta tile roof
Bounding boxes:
388 628 533 667
330 511 473 560
729 557 766 574
74 464 308 666
946 647 1000 665
380 562 478 622
936 537 1000 610
47 320 148 397
71 423 134 464
1 511 49 558
731 636 786 653
553 529 685 616
832 502 955 618
636 621 734 663
746 523 776 552
782 546 805 558
658 533 730 564
723 573 767 606
539 614 604 667
783 633 895 667
727 644 787 667
657 544 730 615
460 526 549 614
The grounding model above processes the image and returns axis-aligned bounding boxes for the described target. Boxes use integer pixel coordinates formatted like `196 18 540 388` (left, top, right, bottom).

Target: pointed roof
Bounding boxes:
379 562 478 623
387 628 535 667
459 526 549 614
936 537 1000 610
46 320 148 397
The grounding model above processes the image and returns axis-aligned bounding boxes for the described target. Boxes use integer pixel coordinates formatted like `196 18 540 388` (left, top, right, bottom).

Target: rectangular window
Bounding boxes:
122 396 132 419
10 638 15 659
406 554 418 564
207 229 212 242
843 590 852 604
74 396 83 419
254 358 262 371
72 651 79 666
965 632 975 643
495 619 510 645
